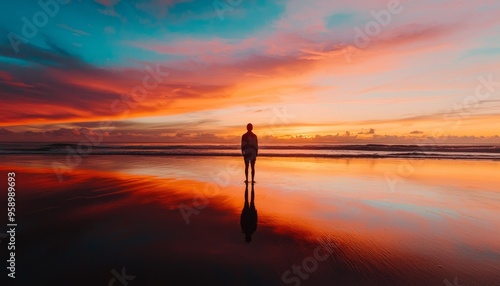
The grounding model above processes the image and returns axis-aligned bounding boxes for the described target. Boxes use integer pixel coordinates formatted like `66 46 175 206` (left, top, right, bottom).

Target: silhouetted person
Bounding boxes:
241 123 258 183
240 183 257 243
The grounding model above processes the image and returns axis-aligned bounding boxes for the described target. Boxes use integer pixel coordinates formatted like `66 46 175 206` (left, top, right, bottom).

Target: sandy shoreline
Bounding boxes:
0 155 499 285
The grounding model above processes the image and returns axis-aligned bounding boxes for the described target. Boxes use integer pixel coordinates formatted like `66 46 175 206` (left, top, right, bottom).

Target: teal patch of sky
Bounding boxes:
0 0 278 67
463 24 500 61
0 56 32 67
55 0 284 67
24 1 165 68
153 0 285 40
0 1 283 67
325 12 356 29
0 1 54 33
0 1 59 53
116 0 285 66
0 1 110 66
460 47 500 61
52 1 162 67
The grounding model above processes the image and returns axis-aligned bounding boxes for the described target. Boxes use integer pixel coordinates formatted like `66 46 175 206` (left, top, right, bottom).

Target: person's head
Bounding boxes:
246 123 253 131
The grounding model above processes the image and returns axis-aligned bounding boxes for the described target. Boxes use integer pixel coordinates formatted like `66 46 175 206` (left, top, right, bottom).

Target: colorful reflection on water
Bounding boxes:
0 155 499 285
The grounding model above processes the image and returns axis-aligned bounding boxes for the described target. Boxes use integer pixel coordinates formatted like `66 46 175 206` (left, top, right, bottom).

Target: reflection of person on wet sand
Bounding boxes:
240 182 257 243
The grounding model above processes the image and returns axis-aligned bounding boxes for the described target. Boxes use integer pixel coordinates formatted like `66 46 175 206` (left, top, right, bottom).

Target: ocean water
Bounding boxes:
1 142 499 160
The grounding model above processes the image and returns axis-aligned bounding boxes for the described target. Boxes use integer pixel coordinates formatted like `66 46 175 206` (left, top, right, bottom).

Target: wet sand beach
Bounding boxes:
0 155 499 285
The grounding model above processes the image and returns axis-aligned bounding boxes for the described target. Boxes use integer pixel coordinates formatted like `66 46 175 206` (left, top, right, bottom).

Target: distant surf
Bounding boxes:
1 143 499 160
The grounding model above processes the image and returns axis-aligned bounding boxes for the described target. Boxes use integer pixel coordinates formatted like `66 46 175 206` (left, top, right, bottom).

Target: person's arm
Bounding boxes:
255 135 258 156
241 135 245 155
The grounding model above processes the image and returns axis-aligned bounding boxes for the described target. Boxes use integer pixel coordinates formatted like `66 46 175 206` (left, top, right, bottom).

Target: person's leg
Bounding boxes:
244 160 249 182
251 160 256 182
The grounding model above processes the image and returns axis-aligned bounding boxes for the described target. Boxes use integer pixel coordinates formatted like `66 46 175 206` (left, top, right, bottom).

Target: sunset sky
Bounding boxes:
1 0 499 143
